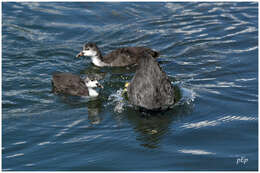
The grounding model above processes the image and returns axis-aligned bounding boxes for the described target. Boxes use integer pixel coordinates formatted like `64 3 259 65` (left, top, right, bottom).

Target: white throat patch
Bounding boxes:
91 56 108 67
88 88 99 97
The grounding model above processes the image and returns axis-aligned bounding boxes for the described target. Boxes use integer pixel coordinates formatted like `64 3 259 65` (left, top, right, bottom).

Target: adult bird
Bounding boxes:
126 51 176 111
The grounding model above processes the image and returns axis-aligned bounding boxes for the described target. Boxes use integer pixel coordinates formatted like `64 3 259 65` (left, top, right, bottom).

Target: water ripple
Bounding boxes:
12 141 27 145
63 134 103 144
179 149 216 155
181 115 257 129
2 2 258 170
6 153 24 159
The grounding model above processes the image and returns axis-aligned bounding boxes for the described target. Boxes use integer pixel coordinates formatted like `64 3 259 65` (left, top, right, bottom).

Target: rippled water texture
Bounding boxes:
2 2 258 171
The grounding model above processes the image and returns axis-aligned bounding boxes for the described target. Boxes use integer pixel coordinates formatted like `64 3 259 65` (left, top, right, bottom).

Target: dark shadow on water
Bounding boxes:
82 62 138 78
123 85 193 149
125 103 192 149
85 99 104 125
53 93 105 125
80 65 107 80
126 111 173 148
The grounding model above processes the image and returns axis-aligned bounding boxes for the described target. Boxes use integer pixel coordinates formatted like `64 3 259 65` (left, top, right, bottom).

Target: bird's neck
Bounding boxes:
88 88 99 97
91 55 108 67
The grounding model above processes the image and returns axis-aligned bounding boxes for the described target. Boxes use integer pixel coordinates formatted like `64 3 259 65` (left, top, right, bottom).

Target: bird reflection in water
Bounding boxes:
126 111 174 149
86 99 103 125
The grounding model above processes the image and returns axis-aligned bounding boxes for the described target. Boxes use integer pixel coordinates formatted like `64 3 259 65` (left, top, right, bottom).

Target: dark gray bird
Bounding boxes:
126 52 175 111
52 72 103 97
76 42 159 67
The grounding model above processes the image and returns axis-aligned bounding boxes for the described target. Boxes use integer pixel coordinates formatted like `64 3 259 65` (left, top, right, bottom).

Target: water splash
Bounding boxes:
107 89 127 113
107 84 196 113
178 86 196 105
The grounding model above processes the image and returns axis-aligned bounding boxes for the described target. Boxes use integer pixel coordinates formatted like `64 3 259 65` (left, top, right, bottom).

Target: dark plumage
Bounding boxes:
51 72 103 97
52 73 89 96
76 42 159 67
127 52 175 110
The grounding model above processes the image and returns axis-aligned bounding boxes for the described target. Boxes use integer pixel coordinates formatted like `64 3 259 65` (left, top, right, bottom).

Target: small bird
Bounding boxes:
76 42 159 67
126 51 175 111
52 72 103 97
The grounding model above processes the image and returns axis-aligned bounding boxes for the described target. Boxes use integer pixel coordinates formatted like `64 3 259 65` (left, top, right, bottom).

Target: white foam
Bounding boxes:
107 89 126 113
177 86 196 106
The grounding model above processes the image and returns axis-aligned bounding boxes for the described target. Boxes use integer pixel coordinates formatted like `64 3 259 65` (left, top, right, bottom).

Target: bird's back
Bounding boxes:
127 52 175 110
103 47 159 67
52 72 89 96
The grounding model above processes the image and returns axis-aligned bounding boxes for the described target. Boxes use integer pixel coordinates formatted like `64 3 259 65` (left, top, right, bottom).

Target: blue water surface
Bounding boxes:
2 2 258 171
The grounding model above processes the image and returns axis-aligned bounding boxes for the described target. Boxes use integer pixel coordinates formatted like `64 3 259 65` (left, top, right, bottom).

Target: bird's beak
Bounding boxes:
76 51 83 58
97 83 104 89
